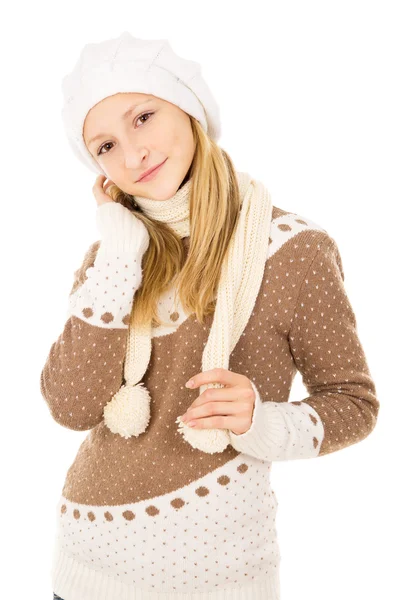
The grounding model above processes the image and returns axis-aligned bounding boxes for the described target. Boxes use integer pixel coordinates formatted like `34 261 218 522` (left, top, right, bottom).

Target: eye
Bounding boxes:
97 112 154 156
137 112 153 126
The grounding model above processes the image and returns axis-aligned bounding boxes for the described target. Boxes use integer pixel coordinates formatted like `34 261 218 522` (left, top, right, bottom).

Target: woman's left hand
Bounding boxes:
180 368 256 435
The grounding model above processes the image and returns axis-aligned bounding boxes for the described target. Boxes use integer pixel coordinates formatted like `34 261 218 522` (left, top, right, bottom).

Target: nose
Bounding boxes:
123 144 149 171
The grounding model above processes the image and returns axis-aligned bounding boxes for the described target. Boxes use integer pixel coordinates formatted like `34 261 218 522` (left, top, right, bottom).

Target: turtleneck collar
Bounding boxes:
133 177 192 238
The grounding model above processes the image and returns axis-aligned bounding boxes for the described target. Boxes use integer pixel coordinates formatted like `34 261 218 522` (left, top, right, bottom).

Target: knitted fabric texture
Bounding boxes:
103 171 273 453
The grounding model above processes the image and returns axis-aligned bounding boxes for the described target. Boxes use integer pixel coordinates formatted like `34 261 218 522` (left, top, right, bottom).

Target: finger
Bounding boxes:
184 414 240 431
93 175 106 192
94 175 106 185
187 386 250 411
182 400 241 423
185 368 244 391
104 179 115 191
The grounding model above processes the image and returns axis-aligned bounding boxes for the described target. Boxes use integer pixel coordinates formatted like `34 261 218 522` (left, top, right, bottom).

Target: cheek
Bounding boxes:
160 117 187 148
168 129 193 159
162 126 180 150
98 162 125 186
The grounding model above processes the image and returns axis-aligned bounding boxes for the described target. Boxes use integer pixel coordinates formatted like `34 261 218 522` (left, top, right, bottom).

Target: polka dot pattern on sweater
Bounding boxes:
54 455 280 593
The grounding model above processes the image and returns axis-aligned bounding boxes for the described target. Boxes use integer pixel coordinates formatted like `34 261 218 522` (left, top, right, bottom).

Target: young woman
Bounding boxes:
42 31 379 600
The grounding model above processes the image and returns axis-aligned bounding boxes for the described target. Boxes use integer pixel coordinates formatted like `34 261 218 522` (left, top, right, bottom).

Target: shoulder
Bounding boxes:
269 204 338 262
270 204 346 284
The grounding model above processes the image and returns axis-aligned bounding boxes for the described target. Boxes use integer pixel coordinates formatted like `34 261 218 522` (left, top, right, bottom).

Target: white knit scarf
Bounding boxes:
103 171 273 454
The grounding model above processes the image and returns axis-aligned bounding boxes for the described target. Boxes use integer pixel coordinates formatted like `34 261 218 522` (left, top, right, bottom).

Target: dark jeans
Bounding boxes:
53 594 64 600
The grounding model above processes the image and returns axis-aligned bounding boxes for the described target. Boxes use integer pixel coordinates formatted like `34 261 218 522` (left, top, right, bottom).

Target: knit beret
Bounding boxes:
61 31 222 175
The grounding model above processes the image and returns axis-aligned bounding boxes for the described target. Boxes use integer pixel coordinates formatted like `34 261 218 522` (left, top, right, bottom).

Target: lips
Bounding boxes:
137 158 167 182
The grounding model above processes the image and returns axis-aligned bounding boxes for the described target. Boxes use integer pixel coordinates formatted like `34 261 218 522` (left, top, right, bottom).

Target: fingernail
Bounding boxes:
185 379 194 388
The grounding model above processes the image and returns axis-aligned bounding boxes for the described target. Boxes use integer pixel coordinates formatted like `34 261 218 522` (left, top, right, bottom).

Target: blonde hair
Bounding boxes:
106 116 242 329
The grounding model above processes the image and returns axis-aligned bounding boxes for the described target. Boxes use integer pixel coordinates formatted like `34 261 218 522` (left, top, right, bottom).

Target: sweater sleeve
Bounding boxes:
228 233 380 460
39 202 150 431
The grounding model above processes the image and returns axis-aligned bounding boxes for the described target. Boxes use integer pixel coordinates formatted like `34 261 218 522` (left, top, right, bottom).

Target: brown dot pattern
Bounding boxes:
55 457 281 592
122 510 135 521
59 462 250 522
100 311 114 324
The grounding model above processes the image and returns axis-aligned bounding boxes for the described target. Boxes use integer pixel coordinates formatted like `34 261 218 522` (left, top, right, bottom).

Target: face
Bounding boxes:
83 92 195 200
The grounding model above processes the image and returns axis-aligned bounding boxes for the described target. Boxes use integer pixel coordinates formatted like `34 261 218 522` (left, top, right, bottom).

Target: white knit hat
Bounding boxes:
61 31 221 175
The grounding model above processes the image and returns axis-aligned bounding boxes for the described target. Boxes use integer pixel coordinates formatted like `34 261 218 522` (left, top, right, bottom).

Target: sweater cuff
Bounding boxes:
228 380 325 461
228 380 287 459
96 202 150 256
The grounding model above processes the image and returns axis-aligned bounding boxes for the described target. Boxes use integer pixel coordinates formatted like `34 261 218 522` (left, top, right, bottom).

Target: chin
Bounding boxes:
137 179 182 201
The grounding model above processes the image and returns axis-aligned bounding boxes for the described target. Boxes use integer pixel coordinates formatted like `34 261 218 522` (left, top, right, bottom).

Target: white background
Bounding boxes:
1 1 396 598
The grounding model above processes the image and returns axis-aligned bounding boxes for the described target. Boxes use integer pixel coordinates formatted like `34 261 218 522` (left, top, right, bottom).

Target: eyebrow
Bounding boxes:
87 99 154 147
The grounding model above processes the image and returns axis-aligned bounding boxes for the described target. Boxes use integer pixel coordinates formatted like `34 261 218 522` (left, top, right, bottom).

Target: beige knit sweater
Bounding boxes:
40 177 379 600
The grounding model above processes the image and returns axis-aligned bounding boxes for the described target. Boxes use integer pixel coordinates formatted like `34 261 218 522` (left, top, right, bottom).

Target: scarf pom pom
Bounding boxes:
175 416 230 453
104 382 151 439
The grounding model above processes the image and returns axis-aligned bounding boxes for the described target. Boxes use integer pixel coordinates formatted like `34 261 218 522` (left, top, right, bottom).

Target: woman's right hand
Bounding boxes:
93 175 116 206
